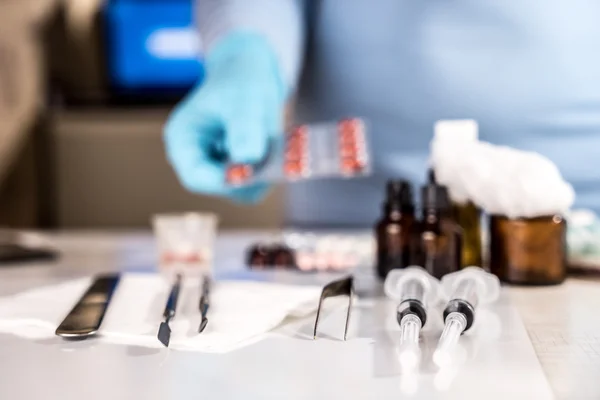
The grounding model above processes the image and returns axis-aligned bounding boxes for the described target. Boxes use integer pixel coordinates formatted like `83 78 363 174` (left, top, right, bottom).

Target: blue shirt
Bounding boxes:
199 0 600 226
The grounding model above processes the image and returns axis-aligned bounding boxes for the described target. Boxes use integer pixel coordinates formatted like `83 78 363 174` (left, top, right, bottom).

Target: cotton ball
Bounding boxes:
509 150 574 217
431 142 476 203
457 141 574 218
430 120 479 203
430 120 574 218
460 142 506 214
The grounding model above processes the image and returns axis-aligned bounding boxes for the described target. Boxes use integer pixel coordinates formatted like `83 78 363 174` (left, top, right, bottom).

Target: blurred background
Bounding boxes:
0 0 283 230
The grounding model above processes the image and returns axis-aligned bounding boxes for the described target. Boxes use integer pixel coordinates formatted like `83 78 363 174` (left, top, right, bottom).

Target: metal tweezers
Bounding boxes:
313 275 354 341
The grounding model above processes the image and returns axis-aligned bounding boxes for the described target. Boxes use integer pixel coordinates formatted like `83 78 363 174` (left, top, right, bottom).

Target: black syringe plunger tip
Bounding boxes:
397 299 427 328
442 299 475 333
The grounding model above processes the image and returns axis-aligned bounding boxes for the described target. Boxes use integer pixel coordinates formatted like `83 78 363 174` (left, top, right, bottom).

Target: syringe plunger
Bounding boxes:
433 312 467 367
433 267 500 367
398 313 422 369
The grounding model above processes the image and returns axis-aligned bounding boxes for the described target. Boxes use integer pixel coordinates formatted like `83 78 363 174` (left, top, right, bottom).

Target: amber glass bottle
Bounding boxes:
414 181 463 279
452 201 483 267
375 181 416 280
489 215 566 285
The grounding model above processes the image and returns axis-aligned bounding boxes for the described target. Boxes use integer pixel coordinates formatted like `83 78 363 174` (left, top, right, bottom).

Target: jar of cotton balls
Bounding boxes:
489 215 567 285
428 118 575 285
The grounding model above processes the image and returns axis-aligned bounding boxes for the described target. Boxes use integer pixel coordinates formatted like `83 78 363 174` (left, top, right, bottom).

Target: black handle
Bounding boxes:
56 274 121 338
199 276 211 317
163 274 182 319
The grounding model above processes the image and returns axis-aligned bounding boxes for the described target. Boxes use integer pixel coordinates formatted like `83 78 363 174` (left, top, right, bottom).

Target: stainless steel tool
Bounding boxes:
198 275 211 333
56 274 120 338
157 274 182 347
313 275 354 341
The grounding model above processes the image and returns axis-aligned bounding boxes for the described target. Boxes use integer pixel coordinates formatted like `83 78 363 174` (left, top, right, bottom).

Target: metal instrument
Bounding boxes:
157 274 182 347
56 274 120 338
313 275 354 340
198 275 211 333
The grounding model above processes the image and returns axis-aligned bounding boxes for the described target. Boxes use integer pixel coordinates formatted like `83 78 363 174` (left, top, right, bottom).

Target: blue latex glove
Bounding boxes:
164 32 286 203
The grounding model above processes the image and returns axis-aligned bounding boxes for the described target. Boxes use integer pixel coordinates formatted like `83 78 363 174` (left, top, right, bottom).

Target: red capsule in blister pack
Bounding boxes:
284 160 306 179
340 142 358 158
345 159 367 175
287 126 307 156
226 164 254 185
284 124 309 179
289 125 308 141
337 118 367 175
285 137 304 161
338 118 358 147
341 158 364 174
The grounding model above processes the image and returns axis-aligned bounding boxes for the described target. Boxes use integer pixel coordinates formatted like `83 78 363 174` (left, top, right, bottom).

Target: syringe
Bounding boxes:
433 267 500 367
384 266 443 370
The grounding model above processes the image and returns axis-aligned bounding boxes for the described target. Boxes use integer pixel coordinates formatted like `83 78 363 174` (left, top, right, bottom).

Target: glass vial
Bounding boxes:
489 215 566 285
271 244 296 269
452 201 483 267
246 243 272 269
413 181 462 279
375 181 416 280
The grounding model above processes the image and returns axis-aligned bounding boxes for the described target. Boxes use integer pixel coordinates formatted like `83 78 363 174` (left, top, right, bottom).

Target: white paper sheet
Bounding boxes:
273 288 555 399
0 273 323 353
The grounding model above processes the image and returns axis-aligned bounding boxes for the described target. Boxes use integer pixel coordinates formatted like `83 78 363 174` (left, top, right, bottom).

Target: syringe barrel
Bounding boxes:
396 277 428 327
400 279 426 305
443 279 477 332
450 279 479 309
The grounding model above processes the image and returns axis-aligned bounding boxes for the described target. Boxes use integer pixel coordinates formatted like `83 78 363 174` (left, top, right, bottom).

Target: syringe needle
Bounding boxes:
433 312 467 367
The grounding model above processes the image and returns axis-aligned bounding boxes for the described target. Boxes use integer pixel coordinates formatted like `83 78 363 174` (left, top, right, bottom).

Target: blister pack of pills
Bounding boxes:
226 118 371 186
246 232 375 272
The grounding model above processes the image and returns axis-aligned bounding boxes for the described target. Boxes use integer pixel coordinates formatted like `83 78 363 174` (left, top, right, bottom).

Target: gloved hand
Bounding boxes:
164 32 287 203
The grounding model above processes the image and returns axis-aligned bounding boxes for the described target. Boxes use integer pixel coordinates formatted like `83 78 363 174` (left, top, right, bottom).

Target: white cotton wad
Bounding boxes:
430 120 575 219
430 120 479 203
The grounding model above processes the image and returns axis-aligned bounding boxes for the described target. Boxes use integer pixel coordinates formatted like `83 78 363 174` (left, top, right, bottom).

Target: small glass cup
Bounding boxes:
152 212 218 276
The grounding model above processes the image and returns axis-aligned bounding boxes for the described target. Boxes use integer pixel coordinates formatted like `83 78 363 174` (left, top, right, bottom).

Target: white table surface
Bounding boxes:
0 231 599 400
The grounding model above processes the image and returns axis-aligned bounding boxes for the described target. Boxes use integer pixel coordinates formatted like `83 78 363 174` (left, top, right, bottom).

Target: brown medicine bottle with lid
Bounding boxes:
489 215 566 285
375 181 416 280
414 179 463 279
